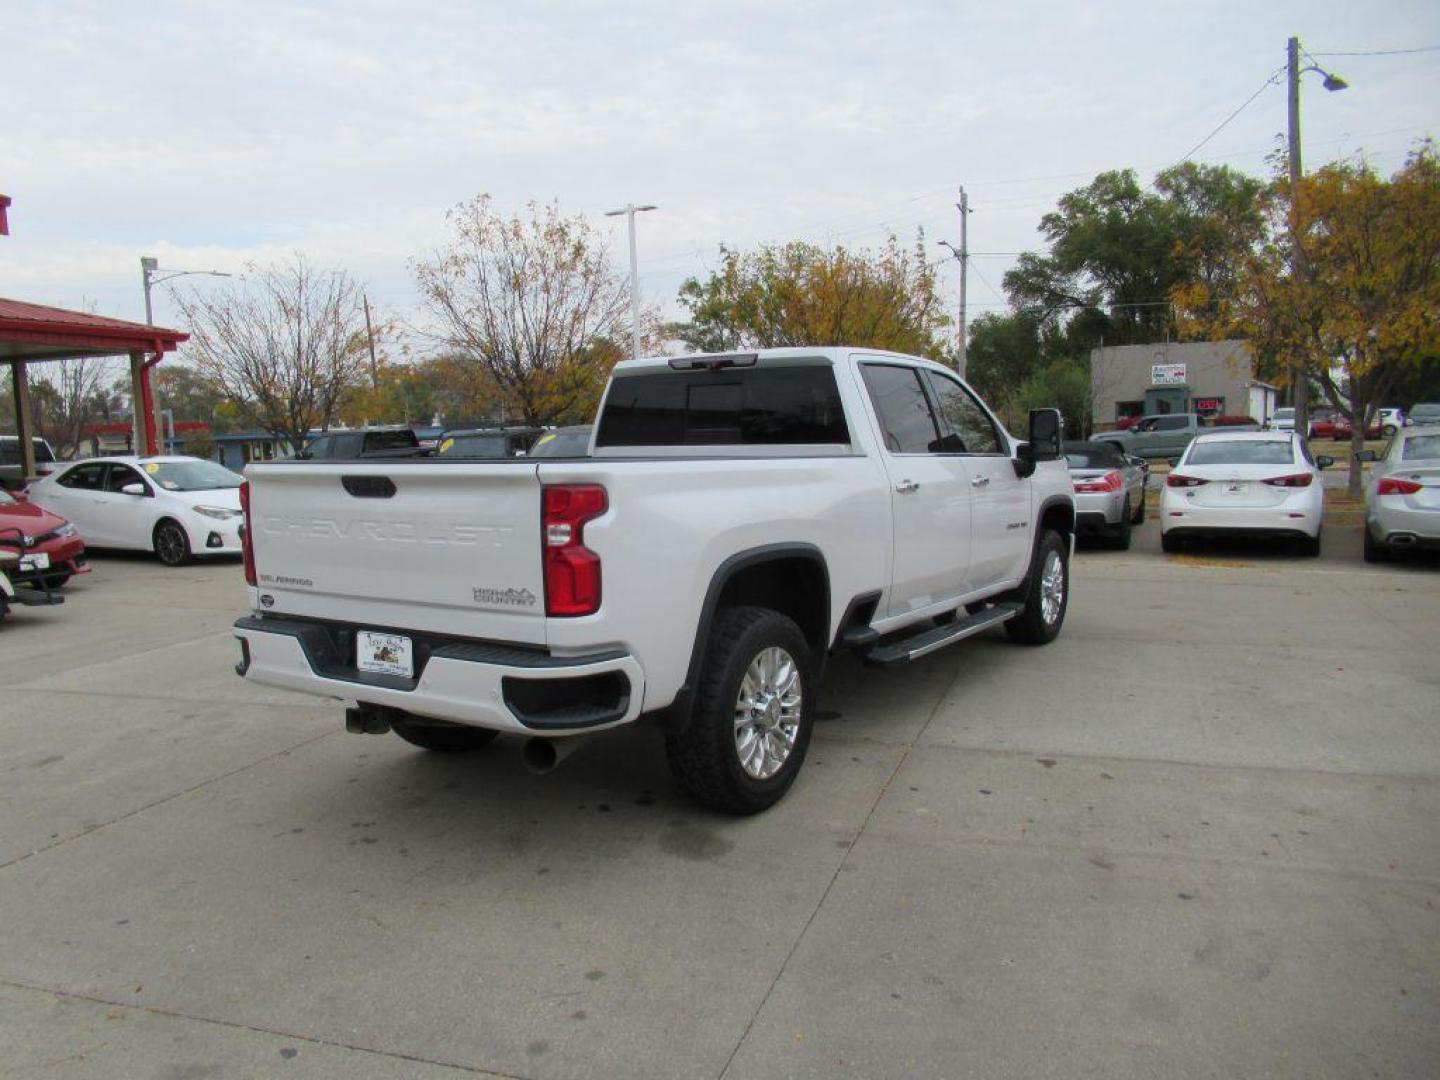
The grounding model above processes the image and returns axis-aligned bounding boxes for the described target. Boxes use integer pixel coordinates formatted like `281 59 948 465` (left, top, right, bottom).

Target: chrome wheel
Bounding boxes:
1039 549 1065 627
733 646 802 780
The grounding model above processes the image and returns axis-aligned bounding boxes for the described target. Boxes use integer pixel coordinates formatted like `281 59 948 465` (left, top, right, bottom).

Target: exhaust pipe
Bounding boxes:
522 735 586 775
345 704 394 735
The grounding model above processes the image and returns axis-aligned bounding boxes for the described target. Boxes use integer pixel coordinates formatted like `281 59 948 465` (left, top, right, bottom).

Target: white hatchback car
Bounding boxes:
1161 432 1333 556
27 456 244 566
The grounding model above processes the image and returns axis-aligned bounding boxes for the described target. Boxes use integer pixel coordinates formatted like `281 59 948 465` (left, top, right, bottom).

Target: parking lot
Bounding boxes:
2 526 1438 1079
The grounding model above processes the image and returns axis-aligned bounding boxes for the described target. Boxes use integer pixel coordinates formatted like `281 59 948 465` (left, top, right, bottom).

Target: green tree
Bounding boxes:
675 235 949 360
153 364 230 423
1004 164 1265 351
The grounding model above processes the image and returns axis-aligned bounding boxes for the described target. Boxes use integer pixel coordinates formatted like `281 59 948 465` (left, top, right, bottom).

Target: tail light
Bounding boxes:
239 480 257 587
1263 472 1314 488
542 484 607 616
1377 476 1423 496
1073 469 1123 493
1166 474 1209 488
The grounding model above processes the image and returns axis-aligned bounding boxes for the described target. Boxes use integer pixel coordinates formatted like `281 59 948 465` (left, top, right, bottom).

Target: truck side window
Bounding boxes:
860 365 940 454
1154 417 1187 431
923 372 1003 455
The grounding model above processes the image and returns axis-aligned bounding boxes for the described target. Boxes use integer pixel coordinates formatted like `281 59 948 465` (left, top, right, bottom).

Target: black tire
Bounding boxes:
1131 490 1146 524
1299 530 1322 558
153 520 192 566
1362 526 1389 563
391 717 499 752
1161 530 1183 554
1005 529 1069 646
39 573 71 590
666 605 814 815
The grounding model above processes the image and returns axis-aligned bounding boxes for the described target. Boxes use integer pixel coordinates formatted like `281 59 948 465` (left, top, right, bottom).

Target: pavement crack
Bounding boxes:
716 659 967 1080
0 730 339 873
0 977 526 1078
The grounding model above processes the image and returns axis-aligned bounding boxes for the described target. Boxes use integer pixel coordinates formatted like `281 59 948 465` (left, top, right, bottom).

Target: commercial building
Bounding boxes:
1090 340 1278 430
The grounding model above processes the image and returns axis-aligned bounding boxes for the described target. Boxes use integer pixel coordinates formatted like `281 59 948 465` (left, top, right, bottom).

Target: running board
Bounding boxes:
864 602 1021 667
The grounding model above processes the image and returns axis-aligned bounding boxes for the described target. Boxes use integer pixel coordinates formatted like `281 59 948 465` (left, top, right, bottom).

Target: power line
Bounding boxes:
1310 45 1440 57
1177 67 1286 164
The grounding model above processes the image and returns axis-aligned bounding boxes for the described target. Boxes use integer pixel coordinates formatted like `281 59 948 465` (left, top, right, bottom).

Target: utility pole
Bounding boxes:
1285 36 1348 438
957 187 969 379
604 203 658 359
363 292 379 390
937 186 971 378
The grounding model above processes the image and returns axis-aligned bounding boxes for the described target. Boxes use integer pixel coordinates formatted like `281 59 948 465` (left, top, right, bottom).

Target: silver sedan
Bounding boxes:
1066 441 1148 550
1357 426 1440 562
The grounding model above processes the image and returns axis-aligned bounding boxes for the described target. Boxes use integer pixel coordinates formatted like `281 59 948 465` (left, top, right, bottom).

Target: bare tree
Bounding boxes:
174 255 370 452
31 356 106 457
413 196 638 425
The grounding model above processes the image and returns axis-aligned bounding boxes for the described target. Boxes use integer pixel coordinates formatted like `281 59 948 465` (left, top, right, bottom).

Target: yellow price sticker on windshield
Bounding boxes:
144 463 160 474
440 438 454 453
535 434 555 446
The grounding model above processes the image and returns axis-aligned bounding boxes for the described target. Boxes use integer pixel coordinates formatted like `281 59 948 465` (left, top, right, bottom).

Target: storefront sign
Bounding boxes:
1194 397 1222 414
1151 363 1187 386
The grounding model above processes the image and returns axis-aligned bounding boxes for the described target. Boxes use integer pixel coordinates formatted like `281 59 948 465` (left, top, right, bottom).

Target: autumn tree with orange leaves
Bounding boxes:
1176 146 1440 496
674 236 950 362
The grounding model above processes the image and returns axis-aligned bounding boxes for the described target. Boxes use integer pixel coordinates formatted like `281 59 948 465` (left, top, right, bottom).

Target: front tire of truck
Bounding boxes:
391 717 499 752
666 606 814 816
1005 528 1069 646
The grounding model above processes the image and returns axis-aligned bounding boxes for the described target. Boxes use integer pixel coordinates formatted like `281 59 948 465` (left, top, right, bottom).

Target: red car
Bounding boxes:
0 488 90 589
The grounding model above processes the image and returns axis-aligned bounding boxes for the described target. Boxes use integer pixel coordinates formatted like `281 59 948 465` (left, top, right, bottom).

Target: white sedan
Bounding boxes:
1357 425 1440 562
27 456 244 566
1160 432 1333 557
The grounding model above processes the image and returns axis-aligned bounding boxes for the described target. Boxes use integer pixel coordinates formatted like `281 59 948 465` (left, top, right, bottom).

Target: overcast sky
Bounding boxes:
4 0 1438 355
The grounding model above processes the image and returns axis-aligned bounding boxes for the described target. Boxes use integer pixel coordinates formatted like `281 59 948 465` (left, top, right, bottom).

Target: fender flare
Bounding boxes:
1020 495 1076 592
670 542 830 721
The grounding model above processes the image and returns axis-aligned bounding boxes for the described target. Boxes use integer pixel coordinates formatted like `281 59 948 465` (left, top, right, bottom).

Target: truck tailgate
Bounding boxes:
246 461 547 644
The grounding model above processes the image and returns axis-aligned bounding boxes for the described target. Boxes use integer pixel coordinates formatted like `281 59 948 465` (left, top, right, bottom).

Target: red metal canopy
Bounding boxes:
2 297 189 474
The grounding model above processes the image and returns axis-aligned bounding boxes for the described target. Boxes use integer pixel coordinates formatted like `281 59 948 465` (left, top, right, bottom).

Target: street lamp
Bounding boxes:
1285 36 1348 435
140 255 231 326
603 204 657 360
138 256 231 454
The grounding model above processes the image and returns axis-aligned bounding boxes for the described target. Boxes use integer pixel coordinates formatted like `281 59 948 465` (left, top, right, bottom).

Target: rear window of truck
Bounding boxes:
596 366 850 447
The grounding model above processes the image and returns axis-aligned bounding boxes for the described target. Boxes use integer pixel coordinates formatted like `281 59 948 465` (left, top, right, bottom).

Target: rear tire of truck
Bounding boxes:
391 717 499 752
1005 529 1069 646
666 606 814 816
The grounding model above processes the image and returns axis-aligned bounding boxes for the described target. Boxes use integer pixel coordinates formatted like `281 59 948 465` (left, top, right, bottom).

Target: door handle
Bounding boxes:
895 480 919 494
971 475 991 488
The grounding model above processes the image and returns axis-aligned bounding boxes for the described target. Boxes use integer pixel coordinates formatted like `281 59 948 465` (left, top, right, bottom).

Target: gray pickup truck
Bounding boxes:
1092 413 1258 460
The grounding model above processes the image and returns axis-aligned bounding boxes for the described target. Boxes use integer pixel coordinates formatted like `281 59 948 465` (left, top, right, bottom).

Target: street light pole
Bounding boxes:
604 204 657 359
1285 36 1348 437
138 256 231 453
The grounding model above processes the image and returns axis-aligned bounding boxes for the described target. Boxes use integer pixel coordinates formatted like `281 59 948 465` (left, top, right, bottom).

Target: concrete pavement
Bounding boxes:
1 532 1436 1079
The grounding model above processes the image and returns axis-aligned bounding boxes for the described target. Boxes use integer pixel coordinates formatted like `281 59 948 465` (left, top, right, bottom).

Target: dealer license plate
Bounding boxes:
18 552 50 571
356 631 413 678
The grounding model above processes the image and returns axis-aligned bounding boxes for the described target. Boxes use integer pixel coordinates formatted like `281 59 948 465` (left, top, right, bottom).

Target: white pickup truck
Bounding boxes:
234 348 1076 813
